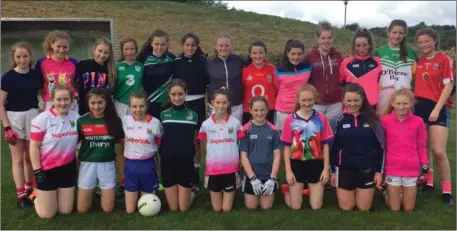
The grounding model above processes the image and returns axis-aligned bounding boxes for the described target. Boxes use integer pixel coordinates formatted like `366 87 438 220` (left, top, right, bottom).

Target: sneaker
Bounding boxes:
26 189 34 197
27 189 37 202
442 193 454 206
18 198 33 209
116 185 125 198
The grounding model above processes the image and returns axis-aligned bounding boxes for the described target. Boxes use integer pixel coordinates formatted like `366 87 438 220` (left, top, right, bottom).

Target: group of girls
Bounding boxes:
1 17 454 219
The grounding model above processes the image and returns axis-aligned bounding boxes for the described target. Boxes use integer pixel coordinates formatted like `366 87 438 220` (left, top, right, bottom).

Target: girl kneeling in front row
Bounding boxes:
240 96 281 210
122 91 162 213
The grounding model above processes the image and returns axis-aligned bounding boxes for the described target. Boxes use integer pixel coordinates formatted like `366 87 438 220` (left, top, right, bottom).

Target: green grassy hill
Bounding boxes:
1 0 385 60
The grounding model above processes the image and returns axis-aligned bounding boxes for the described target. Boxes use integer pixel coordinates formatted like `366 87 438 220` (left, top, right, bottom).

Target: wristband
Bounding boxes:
249 175 257 181
270 176 277 181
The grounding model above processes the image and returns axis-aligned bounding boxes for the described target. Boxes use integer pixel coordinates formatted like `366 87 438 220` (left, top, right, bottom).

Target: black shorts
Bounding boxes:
186 98 206 129
291 159 323 184
148 102 171 121
242 177 278 195
37 160 77 191
242 110 275 125
205 173 237 192
336 167 375 190
414 97 450 128
160 157 194 188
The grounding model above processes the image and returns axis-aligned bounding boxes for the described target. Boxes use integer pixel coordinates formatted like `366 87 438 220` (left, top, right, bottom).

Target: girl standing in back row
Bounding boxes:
375 20 418 115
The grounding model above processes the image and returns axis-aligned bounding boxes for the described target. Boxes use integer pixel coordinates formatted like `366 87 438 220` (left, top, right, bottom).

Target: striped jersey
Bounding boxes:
375 45 418 89
142 52 175 104
122 115 162 160
30 109 80 171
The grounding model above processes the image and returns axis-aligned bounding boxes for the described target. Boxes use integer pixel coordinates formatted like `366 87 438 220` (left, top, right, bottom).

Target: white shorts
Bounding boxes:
7 109 40 140
275 111 291 131
377 87 396 115
385 175 418 187
43 100 79 114
207 103 243 123
114 100 130 117
78 161 116 190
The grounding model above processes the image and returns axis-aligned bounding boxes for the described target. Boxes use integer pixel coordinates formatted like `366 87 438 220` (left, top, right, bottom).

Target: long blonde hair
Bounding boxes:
295 84 319 111
42 30 71 55
93 37 116 87
383 88 416 116
11 42 33 68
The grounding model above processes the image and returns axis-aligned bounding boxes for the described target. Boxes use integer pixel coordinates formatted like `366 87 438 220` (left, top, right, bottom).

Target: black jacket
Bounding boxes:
171 52 209 96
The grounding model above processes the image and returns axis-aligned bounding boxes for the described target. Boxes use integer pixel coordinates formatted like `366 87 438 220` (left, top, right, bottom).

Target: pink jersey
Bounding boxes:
30 109 80 171
35 55 78 102
122 115 163 160
198 115 245 176
381 111 428 177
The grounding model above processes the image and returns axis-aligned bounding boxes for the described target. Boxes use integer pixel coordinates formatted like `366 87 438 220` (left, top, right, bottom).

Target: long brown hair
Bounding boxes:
11 42 33 69
118 37 138 62
351 29 375 56
87 87 121 137
343 83 379 127
280 39 305 69
137 29 169 62
93 37 116 87
42 30 71 55
388 20 409 62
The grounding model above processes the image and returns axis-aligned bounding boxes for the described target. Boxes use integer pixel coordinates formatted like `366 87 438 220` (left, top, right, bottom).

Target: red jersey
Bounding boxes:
241 61 276 112
415 52 454 106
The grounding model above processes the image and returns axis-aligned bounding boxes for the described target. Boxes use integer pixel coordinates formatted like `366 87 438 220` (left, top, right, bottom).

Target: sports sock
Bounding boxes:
25 181 33 190
426 169 434 187
17 187 26 200
441 181 452 194
120 177 125 186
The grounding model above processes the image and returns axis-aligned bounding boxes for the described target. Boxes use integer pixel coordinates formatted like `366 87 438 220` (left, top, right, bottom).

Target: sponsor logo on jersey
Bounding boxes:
368 64 375 68
342 124 351 129
82 124 109 136
119 66 125 71
126 126 134 130
31 124 41 129
51 130 77 139
352 64 359 68
125 137 152 144
250 134 258 139
209 138 235 144
49 123 57 128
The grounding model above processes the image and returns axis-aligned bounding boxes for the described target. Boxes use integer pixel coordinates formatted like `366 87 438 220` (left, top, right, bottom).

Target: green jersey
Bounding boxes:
375 44 418 89
113 61 144 105
77 114 124 162
142 52 175 104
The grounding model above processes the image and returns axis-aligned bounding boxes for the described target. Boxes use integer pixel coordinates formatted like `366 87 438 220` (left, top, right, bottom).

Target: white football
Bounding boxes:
137 194 161 216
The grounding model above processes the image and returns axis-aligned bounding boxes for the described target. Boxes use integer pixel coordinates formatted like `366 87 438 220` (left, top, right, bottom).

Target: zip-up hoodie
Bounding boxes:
305 47 344 104
206 54 245 106
171 51 209 97
381 111 428 177
140 51 176 104
273 62 312 113
330 113 385 173
340 55 382 106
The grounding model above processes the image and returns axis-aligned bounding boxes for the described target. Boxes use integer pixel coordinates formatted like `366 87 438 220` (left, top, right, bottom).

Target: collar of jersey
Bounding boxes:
132 114 153 123
389 110 413 122
211 114 230 123
293 109 318 122
354 54 372 61
46 55 69 61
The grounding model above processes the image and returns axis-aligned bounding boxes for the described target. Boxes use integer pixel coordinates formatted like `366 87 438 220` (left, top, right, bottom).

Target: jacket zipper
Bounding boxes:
223 59 229 90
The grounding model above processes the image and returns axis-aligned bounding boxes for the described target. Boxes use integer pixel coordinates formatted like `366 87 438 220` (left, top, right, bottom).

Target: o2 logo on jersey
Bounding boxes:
251 84 265 97
423 72 430 81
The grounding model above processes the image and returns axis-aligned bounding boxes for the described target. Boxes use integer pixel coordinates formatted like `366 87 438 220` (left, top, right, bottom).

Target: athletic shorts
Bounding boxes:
207 103 243 124
242 110 274 125
275 111 291 131
377 87 396 115
160 157 194 188
114 100 130 117
6 108 39 140
44 100 78 114
290 159 324 184
37 160 77 191
124 158 159 193
242 177 278 195
385 175 418 187
78 161 116 190
205 172 237 192
335 167 375 190
414 97 450 128
186 98 206 128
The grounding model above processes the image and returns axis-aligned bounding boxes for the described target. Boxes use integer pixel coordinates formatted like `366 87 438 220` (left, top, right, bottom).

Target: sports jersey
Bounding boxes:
414 52 454 106
1 69 43 111
239 121 281 180
141 52 175 104
122 115 162 160
198 114 244 176
375 45 418 89
171 51 209 98
273 62 312 113
30 109 79 171
75 59 110 115
241 61 276 112
160 105 198 159
77 113 124 162
35 55 78 102
340 55 382 105
281 111 333 161
114 61 144 105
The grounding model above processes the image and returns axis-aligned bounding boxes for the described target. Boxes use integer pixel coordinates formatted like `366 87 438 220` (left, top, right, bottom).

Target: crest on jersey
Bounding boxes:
147 128 152 134
69 120 75 127
135 66 141 72
228 126 234 134
267 75 273 82
434 63 439 70
423 72 430 81
186 112 193 120
247 75 253 81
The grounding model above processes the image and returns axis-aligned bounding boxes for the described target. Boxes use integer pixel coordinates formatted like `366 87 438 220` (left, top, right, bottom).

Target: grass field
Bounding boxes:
1 112 455 230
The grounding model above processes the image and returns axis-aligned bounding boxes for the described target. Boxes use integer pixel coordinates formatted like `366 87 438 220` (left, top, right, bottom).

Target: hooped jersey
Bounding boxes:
122 115 162 160
198 115 245 176
375 45 418 89
30 109 80 171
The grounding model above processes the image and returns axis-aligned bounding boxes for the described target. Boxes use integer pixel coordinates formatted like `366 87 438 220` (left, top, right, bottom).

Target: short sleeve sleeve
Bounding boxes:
239 129 249 153
117 118 125 143
30 114 46 141
280 115 293 146
442 55 454 85
198 121 207 141
153 119 163 145
237 121 245 139
319 114 334 144
272 129 281 150
1 72 11 92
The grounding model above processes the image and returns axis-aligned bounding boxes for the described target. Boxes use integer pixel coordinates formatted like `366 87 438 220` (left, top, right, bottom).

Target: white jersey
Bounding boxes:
122 115 163 160
30 109 80 171
198 114 244 176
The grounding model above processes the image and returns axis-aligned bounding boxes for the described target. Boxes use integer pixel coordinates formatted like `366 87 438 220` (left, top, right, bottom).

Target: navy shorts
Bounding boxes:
124 158 159 193
414 97 450 128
